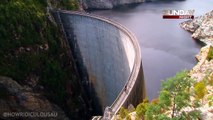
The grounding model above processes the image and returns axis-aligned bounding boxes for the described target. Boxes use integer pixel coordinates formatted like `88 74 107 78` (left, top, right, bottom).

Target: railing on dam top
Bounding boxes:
56 10 143 119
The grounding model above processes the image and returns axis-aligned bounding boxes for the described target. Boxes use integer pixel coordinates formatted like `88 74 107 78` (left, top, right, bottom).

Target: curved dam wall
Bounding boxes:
53 10 145 117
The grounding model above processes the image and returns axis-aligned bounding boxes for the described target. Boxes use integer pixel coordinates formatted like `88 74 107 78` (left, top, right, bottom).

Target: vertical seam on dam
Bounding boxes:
55 10 145 119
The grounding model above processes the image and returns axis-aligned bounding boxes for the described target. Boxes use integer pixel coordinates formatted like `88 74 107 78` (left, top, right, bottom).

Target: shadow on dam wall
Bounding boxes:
53 10 146 118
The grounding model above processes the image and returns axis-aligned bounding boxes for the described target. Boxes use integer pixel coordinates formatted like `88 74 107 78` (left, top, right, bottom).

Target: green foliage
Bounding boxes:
61 0 79 10
208 74 213 86
192 99 201 108
159 90 171 108
134 115 140 120
187 110 201 120
134 70 213 120
207 95 213 106
126 114 131 120
144 70 201 120
151 98 159 105
41 60 67 103
181 110 201 120
156 114 170 120
0 0 80 110
136 98 149 118
0 1 87 119
0 0 45 52
145 103 162 120
118 107 129 119
207 46 213 61
159 70 193 117
194 81 207 100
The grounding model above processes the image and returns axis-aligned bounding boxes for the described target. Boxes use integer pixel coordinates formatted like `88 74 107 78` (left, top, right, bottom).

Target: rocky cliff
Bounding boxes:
80 0 145 9
180 10 213 45
180 10 213 120
180 10 213 82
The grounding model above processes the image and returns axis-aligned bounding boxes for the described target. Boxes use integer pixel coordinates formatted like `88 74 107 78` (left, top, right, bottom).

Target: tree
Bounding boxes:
145 102 162 120
159 70 193 118
145 70 201 120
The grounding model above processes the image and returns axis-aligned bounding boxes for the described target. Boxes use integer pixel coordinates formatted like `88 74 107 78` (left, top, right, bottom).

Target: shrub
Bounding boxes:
151 98 159 105
194 81 207 101
61 0 79 10
126 114 131 120
118 107 128 119
136 99 148 118
207 46 213 61
208 74 213 86
207 95 213 106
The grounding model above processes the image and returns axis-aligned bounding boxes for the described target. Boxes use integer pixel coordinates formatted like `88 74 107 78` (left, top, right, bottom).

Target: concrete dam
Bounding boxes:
53 10 145 119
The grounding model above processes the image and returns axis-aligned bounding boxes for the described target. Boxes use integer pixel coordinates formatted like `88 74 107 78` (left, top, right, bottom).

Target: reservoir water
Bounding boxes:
92 0 213 100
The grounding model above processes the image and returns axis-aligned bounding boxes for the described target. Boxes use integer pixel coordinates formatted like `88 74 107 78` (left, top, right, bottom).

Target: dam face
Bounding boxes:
54 11 145 117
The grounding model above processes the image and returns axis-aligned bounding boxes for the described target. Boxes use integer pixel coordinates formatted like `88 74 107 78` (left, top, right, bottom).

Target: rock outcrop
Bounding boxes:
180 10 213 81
180 10 213 45
0 76 69 120
80 0 145 9
189 46 213 82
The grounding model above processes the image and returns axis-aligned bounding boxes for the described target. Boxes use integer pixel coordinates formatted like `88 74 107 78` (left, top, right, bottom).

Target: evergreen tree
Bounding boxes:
145 70 201 120
159 70 193 118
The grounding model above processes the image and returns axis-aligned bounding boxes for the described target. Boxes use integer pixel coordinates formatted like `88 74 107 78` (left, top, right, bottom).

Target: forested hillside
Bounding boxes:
0 0 90 119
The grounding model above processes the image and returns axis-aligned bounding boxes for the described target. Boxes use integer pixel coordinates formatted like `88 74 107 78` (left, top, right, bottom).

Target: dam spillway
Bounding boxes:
53 10 145 118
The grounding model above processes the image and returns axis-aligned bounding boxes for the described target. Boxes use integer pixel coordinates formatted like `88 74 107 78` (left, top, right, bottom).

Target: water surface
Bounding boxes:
92 0 213 100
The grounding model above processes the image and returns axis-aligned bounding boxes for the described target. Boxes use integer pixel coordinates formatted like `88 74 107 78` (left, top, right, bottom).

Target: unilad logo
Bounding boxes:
163 10 195 19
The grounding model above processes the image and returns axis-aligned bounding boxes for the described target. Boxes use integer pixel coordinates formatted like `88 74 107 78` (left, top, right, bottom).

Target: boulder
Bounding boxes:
0 76 69 120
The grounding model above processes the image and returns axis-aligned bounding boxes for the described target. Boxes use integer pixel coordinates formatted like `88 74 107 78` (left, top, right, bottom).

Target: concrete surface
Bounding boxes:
54 10 145 118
